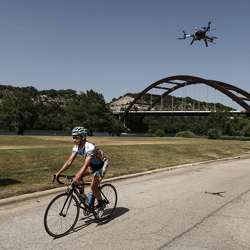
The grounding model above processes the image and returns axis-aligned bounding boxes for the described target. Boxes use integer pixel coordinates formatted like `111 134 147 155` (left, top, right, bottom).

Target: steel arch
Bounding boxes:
124 75 250 118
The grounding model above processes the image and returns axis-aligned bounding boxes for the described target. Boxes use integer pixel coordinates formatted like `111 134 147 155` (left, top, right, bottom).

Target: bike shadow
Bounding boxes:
53 207 129 239
74 207 129 231
96 206 129 226
53 215 94 239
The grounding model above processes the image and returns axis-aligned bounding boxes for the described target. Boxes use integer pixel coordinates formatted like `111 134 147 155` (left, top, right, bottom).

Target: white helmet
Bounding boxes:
72 127 88 137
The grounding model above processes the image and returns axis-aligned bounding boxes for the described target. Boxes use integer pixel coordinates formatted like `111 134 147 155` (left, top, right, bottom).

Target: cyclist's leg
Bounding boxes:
89 162 103 198
91 175 102 201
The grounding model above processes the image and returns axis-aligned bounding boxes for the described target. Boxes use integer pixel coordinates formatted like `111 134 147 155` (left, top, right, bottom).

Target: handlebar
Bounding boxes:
53 174 75 185
53 174 91 186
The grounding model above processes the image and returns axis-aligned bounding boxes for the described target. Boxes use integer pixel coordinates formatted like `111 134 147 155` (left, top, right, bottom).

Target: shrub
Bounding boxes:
154 129 166 137
220 135 250 141
175 130 195 138
207 128 221 139
242 124 250 137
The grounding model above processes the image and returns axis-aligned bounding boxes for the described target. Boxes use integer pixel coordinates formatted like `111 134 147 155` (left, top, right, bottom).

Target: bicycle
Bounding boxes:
44 174 118 238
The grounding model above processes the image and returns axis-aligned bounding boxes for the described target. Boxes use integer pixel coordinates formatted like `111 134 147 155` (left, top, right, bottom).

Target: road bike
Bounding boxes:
44 175 118 238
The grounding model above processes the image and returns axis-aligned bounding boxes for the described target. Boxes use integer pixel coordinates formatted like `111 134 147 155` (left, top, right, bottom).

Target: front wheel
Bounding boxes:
44 193 80 238
93 183 118 221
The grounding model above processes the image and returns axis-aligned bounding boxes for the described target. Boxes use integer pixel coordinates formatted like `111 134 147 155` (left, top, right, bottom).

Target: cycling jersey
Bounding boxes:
72 141 106 173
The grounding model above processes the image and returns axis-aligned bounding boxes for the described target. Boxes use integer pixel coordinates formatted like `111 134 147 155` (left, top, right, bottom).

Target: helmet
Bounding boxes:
72 127 88 137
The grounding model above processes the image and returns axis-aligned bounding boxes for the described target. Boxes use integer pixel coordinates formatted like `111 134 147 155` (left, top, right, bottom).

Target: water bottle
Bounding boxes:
78 183 84 194
79 193 87 204
87 192 95 207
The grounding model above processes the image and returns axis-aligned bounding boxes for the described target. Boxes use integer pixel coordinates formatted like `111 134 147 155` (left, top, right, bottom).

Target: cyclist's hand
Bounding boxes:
53 172 60 183
73 173 82 184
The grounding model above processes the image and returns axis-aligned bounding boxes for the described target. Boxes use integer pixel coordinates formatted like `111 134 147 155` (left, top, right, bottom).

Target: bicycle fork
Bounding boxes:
59 190 74 217
99 188 109 206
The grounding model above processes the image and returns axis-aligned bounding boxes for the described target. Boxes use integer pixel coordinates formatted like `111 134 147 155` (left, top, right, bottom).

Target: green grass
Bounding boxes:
0 136 250 199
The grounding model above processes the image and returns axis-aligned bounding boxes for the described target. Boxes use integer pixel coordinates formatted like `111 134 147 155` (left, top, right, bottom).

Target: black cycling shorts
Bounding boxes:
90 161 104 173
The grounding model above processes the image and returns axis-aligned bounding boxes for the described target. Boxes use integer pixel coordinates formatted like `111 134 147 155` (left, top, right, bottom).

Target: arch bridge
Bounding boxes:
123 75 250 120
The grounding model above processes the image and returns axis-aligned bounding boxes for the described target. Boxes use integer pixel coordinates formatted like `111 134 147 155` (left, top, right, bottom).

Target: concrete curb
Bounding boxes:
1 154 249 207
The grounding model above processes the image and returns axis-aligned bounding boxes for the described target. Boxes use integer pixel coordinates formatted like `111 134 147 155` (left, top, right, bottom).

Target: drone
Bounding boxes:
178 21 218 47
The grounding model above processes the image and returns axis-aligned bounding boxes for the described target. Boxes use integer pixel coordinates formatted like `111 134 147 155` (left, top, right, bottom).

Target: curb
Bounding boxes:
0 154 249 207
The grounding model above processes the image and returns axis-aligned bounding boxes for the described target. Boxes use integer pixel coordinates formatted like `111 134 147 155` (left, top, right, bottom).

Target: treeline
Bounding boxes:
0 85 124 135
141 112 250 137
1 85 249 138
124 111 250 138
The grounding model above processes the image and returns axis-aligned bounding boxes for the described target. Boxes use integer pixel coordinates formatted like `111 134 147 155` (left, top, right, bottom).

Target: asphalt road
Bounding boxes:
1 157 250 250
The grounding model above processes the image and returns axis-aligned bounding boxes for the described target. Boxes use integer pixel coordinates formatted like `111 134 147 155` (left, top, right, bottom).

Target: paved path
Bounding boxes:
1 158 250 250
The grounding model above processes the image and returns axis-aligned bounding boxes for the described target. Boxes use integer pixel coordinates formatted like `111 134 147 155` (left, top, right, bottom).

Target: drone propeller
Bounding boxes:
208 36 218 41
177 30 187 40
207 36 218 44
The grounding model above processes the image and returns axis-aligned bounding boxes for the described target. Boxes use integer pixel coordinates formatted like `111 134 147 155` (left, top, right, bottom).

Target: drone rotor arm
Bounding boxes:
177 30 190 40
190 37 195 45
207 21 211 31
204 38 208 47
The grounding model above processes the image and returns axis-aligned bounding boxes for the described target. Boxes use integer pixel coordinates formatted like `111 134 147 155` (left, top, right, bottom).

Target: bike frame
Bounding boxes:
55 175 110 215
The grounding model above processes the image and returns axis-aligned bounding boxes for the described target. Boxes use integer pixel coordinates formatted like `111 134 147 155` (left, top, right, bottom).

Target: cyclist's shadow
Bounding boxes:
73 206 129 232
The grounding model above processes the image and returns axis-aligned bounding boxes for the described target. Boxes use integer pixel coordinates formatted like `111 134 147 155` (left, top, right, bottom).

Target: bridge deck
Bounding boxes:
113 110 247 116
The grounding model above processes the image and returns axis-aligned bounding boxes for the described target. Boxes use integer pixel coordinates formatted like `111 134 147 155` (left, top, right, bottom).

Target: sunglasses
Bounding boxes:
72 136 81 139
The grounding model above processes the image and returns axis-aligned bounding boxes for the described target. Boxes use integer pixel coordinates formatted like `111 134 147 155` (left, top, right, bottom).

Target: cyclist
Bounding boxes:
55 127 108 209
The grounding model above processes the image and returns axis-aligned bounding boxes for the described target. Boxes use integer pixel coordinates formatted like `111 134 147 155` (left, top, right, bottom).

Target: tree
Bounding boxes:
108 117 125 136
0 90 36 134
64 89 113 133
207 128 222 139
242 124 250 137
33 100 65 130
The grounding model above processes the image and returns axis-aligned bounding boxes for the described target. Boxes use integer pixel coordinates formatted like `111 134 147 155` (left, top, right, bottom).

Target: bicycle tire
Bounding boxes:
93 183 118 221
44 193 80 238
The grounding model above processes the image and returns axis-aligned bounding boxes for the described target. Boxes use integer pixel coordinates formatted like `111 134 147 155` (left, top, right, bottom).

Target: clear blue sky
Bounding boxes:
0 0 249 108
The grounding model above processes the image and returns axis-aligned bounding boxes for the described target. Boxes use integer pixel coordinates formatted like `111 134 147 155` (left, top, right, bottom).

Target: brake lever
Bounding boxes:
52 175 56 183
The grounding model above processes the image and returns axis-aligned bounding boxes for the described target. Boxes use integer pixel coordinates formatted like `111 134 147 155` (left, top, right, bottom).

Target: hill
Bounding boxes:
109 93 233 112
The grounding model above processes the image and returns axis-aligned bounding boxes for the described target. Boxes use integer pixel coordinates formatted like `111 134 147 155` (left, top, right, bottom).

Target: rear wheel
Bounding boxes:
44 193 80 238
93 183 118 221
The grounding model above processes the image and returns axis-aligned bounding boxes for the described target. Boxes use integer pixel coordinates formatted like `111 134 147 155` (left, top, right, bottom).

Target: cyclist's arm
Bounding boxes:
74 155 92 182
56 152 77 176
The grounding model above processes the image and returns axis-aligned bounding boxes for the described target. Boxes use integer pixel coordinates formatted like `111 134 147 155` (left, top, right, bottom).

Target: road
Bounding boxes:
1 157 250 250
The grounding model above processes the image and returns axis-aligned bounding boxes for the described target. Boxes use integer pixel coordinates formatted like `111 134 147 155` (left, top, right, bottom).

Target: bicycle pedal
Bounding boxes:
83 210 90 216
96 209 104 218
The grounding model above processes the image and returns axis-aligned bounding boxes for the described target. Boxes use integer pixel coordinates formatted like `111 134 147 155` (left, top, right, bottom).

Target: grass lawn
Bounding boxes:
0 135 250 199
